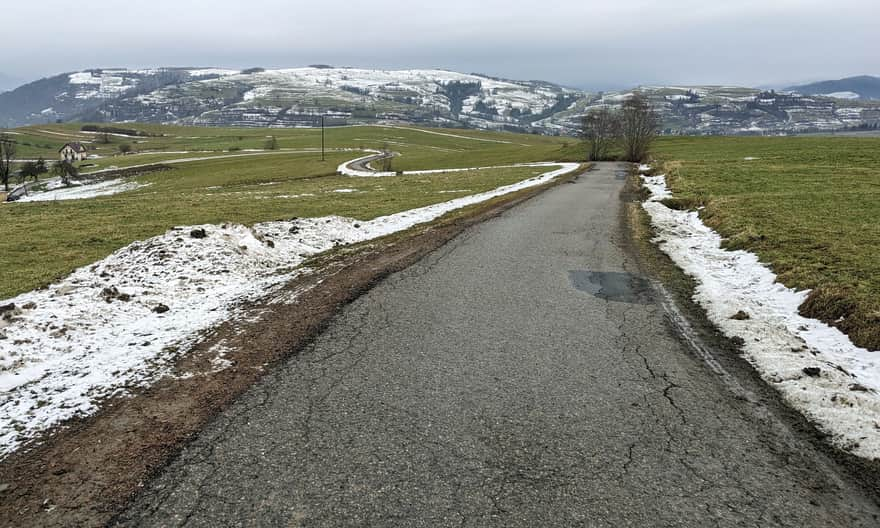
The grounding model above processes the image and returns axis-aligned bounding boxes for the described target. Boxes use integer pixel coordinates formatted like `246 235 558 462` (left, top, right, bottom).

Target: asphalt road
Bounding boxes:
118 163 880 527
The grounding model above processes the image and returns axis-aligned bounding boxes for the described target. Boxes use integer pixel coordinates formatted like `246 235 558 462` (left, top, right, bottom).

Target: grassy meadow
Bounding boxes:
13 123 876 352
654 136 880 350
0 124 580 299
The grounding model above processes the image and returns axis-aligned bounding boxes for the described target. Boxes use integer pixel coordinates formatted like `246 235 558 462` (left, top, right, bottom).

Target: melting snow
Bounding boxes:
187 68 241 77
338 154 568 179
0 162 579 457
822 91 861 100
642 174 880 459
15 179 150 203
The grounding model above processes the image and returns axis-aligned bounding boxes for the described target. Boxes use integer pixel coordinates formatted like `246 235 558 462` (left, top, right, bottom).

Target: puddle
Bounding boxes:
615 171 628 180
568 271 653 304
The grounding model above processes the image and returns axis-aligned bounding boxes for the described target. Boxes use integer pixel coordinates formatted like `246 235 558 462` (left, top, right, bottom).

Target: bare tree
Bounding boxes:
17 158 50 190
620 94 659 162
18 162 37 184
35 157 48 178
0 133 17 192
53 160 79 187
380 142 393 172
581 108 620 161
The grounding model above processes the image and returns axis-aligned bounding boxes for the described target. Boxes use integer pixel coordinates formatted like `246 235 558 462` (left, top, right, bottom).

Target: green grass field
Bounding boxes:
654 136 880 350
16 124 876 352
7 123 581 169
0 124 581 299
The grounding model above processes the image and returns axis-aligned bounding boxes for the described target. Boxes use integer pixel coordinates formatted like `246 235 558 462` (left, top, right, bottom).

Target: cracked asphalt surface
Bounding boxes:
117 163 880 527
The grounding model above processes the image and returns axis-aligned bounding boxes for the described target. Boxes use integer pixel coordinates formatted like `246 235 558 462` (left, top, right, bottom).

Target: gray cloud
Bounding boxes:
6 0 879 89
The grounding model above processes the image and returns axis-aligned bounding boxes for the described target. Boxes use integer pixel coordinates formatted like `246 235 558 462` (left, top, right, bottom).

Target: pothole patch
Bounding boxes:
568 271 653 304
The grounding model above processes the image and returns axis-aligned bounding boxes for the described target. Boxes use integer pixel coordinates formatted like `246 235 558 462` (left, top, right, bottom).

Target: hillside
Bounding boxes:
2 67 880 135
0 73 22 94
0 67 579 133
0 68 242 128
786 75 880 100
545 85 880 135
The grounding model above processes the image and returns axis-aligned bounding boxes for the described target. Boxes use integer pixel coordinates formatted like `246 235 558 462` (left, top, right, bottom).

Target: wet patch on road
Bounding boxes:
568 271 653 304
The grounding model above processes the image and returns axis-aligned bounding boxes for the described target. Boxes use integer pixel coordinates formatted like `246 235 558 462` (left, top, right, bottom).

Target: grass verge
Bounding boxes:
653 136 880 350
623 168 880 506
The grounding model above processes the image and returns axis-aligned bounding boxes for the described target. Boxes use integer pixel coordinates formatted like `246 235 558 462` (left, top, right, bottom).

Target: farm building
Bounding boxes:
59 142 88 162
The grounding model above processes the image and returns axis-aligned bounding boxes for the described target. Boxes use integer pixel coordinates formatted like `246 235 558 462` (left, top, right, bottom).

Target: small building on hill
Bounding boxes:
59 142 88 162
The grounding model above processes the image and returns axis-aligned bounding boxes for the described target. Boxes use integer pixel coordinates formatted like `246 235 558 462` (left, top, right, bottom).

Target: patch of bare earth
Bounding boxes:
0 174 576 527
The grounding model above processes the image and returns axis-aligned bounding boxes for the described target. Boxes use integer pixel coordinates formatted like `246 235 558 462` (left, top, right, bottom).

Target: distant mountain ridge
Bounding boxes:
0 68 240 129
0 67 580 133
0 73 22 93
786 76 880 100
1 67 879 135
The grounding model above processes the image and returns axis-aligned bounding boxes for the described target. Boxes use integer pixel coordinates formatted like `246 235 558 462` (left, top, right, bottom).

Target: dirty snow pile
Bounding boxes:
641 173 880 459
0 162 578 456
16 178 150 202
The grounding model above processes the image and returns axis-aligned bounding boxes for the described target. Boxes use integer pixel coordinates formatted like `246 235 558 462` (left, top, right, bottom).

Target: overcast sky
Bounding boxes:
4 0 879 90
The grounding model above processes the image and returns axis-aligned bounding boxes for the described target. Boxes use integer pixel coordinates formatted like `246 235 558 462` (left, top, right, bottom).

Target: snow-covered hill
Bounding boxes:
0 67 579 133
2 67 880 135
545 85 880 135
786 76 880 101
0 68 244 128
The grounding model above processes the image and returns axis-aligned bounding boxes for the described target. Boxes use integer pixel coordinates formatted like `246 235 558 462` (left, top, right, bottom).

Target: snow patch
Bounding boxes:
0 162 579 457
339 154 571 179
641 174 880 459
187 68 241 78
822 91 861 100
14 179 150 202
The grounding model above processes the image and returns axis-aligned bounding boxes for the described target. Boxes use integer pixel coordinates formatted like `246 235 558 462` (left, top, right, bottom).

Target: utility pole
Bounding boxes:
321 115 325 162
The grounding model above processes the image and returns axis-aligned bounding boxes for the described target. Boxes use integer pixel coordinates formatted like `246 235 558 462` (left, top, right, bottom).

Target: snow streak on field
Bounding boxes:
641 172 880 459
0 162 578 457
338 153 569 178
15 179 151 202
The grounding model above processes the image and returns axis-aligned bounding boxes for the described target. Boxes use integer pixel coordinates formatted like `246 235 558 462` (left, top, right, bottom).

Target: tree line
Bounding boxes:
580 94 659 162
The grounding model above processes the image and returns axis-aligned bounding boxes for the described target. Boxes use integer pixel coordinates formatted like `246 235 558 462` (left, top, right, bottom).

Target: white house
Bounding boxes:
59 142 88 162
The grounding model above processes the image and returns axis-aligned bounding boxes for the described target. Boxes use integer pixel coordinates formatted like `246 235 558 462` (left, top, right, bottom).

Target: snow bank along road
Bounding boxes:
642 172 880 460
0 159 578 457
117 163 880 527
